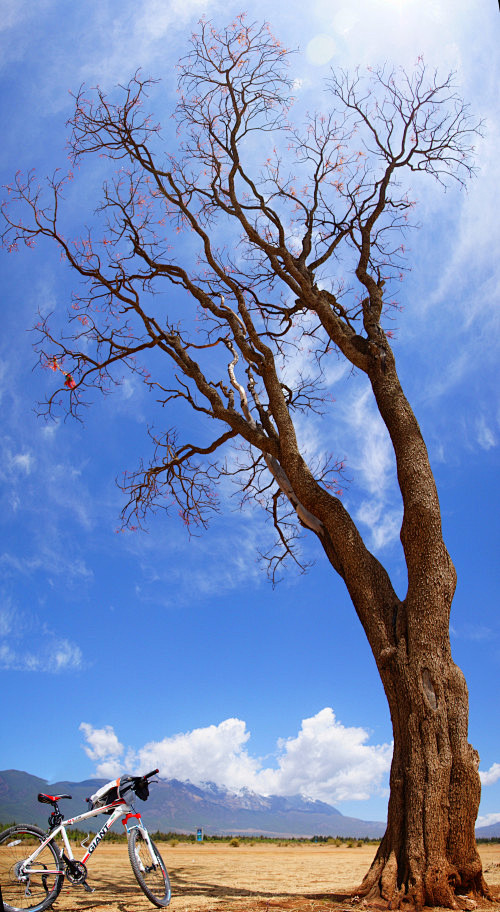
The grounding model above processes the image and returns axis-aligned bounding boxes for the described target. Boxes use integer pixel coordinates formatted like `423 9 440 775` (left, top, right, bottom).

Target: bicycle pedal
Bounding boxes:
82 882 95 893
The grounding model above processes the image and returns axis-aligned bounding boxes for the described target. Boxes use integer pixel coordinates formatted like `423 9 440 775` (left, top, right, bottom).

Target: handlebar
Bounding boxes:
85 770 160 810
118 769 159 801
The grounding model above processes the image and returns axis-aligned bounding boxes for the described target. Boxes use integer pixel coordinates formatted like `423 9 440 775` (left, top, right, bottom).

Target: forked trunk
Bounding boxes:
358 609 489 908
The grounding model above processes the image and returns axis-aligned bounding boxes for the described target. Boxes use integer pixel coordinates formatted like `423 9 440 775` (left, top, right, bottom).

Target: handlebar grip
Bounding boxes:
144 768 159 779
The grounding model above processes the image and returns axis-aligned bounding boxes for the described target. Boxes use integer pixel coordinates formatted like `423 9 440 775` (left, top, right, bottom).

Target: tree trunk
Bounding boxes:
308 410 490 907
358 598 490 909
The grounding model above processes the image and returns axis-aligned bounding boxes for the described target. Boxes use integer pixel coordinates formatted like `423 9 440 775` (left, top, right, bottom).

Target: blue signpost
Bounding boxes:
196 828 203 842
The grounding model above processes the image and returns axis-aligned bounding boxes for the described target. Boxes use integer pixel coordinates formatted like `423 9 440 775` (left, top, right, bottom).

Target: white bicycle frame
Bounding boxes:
20 797 158 878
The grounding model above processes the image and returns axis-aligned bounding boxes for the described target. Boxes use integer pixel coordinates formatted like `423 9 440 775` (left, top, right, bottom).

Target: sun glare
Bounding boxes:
306 34 337 66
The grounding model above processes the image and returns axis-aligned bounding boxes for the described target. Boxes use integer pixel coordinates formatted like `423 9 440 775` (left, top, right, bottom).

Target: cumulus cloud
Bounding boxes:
254 708 392 802
135 718 261 791
479 762 500 787
79 709 392 805
80 723 125 765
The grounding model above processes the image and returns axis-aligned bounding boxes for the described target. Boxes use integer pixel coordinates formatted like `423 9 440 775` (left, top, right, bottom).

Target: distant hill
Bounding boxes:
0 769 386 838
2 770 496 841
476 821 500 839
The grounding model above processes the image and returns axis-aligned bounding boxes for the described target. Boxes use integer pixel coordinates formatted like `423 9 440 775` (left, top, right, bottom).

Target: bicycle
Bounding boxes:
0 768 171 912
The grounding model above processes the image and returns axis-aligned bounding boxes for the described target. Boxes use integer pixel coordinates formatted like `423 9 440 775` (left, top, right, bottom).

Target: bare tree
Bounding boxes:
2 17 488 907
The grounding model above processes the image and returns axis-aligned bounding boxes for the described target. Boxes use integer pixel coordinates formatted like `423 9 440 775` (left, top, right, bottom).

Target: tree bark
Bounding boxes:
357 595 489 909
307 350 491 908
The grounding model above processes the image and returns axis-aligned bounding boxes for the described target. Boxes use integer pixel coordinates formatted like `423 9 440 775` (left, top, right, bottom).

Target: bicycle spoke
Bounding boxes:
128 829 171 907
0 827 63 912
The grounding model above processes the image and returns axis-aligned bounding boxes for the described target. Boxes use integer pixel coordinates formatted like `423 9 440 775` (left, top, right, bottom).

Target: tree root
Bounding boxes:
357 852 492 910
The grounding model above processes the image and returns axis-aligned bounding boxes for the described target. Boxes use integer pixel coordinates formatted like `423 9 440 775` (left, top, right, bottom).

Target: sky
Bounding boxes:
0 0 499 829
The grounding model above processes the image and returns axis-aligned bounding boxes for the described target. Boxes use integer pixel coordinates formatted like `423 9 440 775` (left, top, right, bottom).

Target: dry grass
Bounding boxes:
29 841 500 912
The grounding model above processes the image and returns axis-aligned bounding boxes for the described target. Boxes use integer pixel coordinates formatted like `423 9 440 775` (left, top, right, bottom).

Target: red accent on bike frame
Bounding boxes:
122 813 141 826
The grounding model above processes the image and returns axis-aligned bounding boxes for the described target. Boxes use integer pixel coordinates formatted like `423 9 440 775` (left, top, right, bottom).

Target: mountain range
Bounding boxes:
1 770 498 839
0 769 384 838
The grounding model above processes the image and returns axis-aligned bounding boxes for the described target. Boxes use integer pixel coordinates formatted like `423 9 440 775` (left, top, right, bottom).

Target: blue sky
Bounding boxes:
0 0 499 828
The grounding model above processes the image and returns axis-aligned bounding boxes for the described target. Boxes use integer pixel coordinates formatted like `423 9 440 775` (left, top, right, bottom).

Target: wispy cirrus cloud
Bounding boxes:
450 622 496 643
0 597 84 673
334 384 402 553
475 416 497 452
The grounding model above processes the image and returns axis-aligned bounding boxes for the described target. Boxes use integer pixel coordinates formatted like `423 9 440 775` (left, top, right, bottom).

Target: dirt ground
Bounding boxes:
40 842 500 912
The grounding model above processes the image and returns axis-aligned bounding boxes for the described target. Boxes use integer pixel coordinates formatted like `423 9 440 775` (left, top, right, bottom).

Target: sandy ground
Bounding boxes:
13 842 500 912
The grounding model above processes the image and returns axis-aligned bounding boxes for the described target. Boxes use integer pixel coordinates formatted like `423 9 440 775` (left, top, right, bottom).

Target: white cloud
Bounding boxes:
476 417 497 451
76 0 222 88
277 346 402 554
0 596 84 673
310 0 478 75
345 387 394 497
80 722 125 764
476 812 500 829
255 708 392 802
331 384 402 552
39 422 60 440
479 762 500 787
451 623 494 643
134 0 215 42
0 0 47 34
0 638 83 673
0 604 16 636
80 709 392 805
122 509 270 607
0 441 36 483
356 500 402 552
135 718 261 791
53 639 84 671
422 124 500 327
9 452 35 474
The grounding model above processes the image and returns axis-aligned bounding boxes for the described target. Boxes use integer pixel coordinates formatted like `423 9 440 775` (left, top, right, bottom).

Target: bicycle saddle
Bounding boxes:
38 792 72 804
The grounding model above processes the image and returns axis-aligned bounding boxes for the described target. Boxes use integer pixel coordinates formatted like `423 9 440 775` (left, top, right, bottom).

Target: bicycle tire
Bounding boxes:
127 828 171 907
0 824 64 912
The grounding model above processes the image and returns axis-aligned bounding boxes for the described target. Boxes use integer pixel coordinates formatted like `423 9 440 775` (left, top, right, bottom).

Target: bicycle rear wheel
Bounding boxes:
127 828 171 907
0 825 64 912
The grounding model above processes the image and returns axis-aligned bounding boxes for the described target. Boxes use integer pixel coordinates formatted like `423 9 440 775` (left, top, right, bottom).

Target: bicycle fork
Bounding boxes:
122 813 158 873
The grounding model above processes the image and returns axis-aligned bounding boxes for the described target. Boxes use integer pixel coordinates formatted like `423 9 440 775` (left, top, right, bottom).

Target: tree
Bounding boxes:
1 17 488 907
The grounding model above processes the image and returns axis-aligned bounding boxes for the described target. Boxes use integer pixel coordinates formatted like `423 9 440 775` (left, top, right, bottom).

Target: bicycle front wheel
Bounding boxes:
0 825 64 912
127 828 171 907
